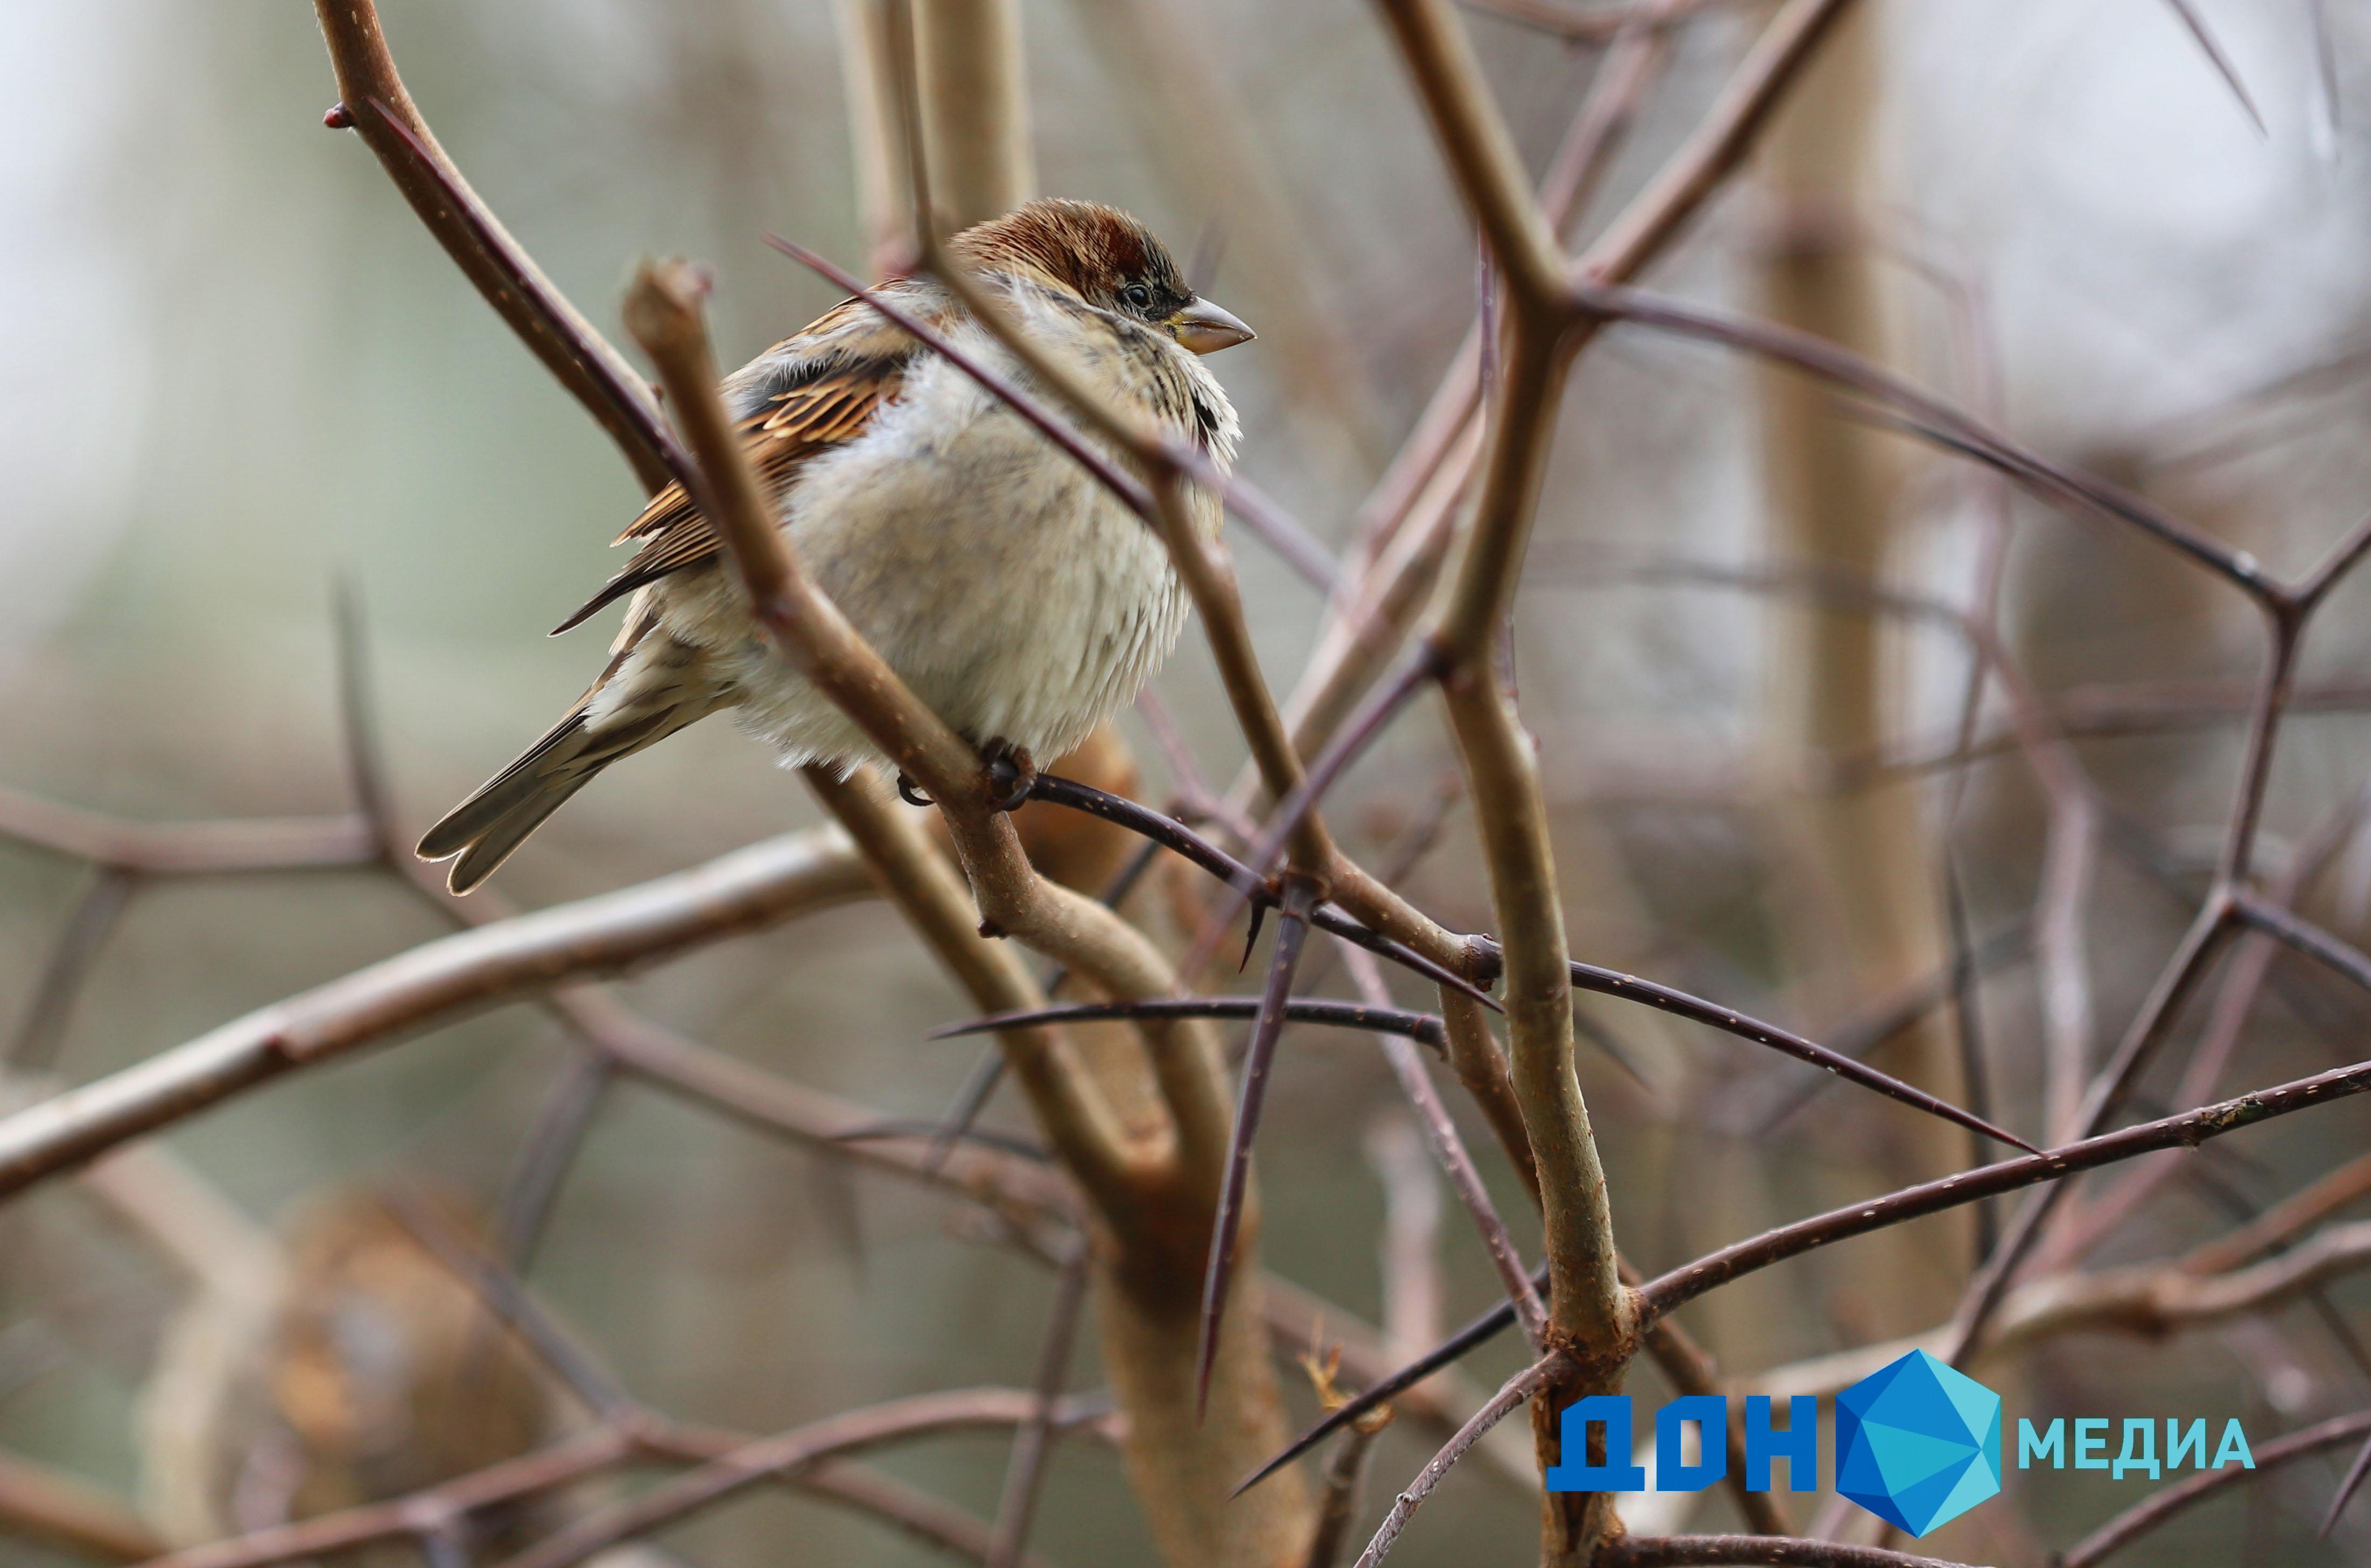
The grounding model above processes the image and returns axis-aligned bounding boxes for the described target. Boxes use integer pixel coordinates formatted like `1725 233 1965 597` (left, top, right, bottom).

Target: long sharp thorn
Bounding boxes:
1233 1262 1547 1497
1196 877 1320 1419
931 997 1447 1053
1240 902 1267 972
2322 1430 2371 1537
1026 772 1499 1010
1515 947 2041 1154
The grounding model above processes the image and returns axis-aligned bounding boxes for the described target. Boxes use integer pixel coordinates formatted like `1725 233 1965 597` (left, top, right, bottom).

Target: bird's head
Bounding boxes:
950 198 1255 355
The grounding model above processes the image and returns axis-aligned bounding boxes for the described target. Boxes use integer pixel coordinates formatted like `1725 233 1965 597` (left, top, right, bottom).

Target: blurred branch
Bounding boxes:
1577 0 1861 285
986 1237 1091 1568
139 1424 638 1568
2060 1408 2371 1567
1753 1219 2371 1400
801 1458 1065 1568
1301 1408 1391 1568
0 790 373 873
1602 1541 1982 1567
1642 1054 2371 1323
808 767 1147 1209
911 0 1035 230
1459 0 1727 41
499 1391 1107 1568
0 1450 164 1563
0 828 871 1201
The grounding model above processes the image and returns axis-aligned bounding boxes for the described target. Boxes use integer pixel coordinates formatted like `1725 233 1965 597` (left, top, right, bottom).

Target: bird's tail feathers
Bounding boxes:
417 678 721 894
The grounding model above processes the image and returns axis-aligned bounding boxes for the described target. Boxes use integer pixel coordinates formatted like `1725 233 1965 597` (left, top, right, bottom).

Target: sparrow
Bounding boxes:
416 198 1254 894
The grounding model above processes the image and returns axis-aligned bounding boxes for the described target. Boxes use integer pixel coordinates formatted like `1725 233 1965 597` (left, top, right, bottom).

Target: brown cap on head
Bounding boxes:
948 199 1252 355
951 198 1173 302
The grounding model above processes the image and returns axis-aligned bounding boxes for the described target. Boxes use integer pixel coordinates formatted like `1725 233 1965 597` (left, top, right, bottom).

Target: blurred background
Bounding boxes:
8 0 2371 1563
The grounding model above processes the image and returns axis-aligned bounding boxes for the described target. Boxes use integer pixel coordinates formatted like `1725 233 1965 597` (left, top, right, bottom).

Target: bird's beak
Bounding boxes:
1166 297 1255 355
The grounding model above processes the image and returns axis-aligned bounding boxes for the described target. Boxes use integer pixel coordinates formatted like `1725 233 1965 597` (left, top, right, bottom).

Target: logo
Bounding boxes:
1542 1351 2253 1533
1834 1350 2002 1536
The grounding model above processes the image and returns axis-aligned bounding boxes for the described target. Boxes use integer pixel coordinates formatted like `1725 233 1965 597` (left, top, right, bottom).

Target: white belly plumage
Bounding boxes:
601 350 1195 772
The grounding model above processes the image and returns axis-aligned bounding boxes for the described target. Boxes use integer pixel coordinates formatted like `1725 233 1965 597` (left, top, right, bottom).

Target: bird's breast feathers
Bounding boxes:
647 282 1235 767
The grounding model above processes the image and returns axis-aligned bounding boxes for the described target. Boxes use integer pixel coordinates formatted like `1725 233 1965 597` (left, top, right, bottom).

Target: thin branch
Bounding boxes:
490 1047 614 1269
1602 1540 1983 1568
1022 775 1499 1009
1577 0 1862 283
1198 876 1321 1414
6 868 134 1071
138 1424 639 1568
1538 947 2037 1152
382 1185 634 1420
2061 1408 2371 1566
1566 282 2275 600
1344 940 1546 1345
802 1458 1063 1568
933 998 1448 1052
1303 1409 1393 1568
0 790 374 873
1349 1352 1566 1568
1238 1266 1547 1496
1373 0 1570 306
0 1450 163 1563
1639 1052 2371 1324
0 829 871 1203
986 1236 1092 1568
495 1390 1108 1568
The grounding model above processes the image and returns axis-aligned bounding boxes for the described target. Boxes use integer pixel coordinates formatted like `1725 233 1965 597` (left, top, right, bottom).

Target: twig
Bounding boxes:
986 1236 1092 1568
1640 1053 2371 1323
1197 875 1322 1413
2061 1408 2371 1566
1238 1264 1547 1497
494 1390 1108 1568
0 830 870 1202
0 1450 163 1562
0 791 374 874
1601 1540 1983 1567
932 998 1448 1052
1344 941 1547 1345
1349 1352 1566 1568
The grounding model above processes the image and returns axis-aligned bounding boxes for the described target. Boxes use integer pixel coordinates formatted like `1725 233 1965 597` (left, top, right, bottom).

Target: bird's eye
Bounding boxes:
1120 283 1153 311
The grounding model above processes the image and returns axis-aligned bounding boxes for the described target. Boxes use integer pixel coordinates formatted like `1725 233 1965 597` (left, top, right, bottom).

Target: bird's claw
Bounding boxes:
982 742 1038 813
896 772 934 808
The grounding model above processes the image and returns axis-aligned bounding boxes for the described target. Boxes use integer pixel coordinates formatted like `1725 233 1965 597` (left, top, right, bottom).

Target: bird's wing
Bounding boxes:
552 304 915 634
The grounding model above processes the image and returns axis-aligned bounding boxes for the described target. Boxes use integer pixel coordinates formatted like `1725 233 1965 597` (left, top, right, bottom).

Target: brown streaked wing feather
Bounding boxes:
551 346 909 634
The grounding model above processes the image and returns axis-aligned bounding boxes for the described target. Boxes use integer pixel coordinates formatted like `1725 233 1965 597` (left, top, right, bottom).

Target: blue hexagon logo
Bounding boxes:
1835 1349 2002 1537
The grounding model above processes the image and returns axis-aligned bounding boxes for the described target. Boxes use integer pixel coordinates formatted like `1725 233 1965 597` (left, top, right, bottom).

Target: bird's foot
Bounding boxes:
895 771 934 808
980 741 1038 813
